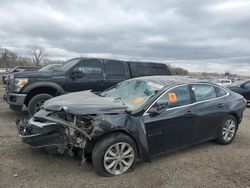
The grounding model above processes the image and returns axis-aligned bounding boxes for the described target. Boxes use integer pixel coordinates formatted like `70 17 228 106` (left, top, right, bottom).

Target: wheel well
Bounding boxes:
229 113 240 124
88 130 140 158
24 87 59 106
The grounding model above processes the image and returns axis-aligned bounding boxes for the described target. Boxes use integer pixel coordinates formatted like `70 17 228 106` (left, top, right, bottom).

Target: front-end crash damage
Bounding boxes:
16 108 151 163
17 109 100 161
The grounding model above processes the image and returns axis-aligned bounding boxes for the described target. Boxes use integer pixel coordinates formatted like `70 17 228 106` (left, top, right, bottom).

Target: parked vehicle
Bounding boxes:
16 76 246 176
0 68 11 74
215 79 232 86
227 80 250 103
4 58 171 115
2 66 40 84
39 64 62 71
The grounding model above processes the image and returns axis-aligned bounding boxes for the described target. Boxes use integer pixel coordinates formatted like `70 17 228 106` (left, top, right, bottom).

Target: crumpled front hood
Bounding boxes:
43 90 127 115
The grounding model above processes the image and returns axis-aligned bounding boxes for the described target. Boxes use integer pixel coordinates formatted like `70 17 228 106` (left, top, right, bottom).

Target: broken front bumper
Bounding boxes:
16 117 65 148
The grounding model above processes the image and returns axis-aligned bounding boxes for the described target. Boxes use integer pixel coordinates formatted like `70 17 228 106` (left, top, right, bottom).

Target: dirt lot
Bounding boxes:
0 86 250 188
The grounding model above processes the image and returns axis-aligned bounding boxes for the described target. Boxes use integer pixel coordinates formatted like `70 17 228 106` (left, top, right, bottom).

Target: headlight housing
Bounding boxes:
14 78 28 92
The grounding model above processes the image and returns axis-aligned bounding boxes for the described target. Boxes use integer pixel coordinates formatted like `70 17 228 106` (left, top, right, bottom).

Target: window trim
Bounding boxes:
143 83 229 116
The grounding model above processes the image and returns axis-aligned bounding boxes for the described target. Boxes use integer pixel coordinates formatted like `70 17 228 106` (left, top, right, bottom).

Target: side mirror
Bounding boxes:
148 102 168 115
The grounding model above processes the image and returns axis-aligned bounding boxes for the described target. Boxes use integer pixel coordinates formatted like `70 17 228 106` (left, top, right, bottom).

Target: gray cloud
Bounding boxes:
0 0 250 75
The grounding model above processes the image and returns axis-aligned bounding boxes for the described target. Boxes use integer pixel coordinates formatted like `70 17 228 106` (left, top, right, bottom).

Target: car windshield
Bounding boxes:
57 59 80 72
39 64 61 71
100 79 164 111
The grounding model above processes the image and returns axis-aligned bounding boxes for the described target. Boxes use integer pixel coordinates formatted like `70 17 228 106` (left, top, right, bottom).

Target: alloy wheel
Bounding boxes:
103 142 135 175
222 119 236 142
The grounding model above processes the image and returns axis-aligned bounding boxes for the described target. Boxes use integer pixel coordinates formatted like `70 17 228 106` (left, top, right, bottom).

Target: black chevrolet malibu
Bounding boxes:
17 76 247 176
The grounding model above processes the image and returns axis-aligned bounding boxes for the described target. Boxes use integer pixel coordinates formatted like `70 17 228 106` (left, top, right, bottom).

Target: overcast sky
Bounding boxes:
0 0 250 75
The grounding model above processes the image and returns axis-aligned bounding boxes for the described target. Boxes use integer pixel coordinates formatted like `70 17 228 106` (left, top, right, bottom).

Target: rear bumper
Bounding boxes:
4 92 27 106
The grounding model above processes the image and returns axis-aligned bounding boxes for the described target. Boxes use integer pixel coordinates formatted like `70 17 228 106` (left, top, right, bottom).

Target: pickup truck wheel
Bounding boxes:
28 94 53 115
92 133 137 176
9 104 23 112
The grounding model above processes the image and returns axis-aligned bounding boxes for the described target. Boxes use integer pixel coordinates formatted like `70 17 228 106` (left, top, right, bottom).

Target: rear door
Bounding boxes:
103 60 130 90
190 84 228 142
65 59 104 92
143 84 195 156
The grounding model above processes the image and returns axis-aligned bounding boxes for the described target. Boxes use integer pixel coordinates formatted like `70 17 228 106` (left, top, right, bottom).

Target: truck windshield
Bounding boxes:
100 79 163 111
57 59 80 72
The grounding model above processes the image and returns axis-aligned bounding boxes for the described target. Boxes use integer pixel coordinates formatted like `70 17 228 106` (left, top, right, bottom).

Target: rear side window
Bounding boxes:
137 66 166 76
129 62 169 77
191 84 216 102
157 85 191 108
216 87 228 97
104 60 127 78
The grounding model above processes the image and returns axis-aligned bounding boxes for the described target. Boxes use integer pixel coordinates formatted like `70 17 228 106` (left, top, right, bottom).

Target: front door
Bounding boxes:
65 59 104 92
143 84 196 156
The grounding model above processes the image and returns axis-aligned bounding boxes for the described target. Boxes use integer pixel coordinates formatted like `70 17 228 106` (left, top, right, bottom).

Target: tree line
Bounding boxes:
0 46 64 68
167 64 189 75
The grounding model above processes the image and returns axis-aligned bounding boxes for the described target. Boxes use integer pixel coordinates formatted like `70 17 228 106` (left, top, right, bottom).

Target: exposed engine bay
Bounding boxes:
17 109 99 162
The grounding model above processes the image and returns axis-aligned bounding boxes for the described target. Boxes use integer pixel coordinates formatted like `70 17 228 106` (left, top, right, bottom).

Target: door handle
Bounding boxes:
217 103 224 108
185 111 193 116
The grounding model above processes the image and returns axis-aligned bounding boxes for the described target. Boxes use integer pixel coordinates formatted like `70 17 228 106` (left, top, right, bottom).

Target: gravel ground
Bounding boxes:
0 86 250 188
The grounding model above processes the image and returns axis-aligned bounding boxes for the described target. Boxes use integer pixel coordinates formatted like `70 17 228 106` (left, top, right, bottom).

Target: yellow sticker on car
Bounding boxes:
168 93 177 103
134 97 144 103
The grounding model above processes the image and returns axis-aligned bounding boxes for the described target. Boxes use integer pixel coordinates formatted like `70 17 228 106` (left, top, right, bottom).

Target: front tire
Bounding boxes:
92 133 137 176
216 115 238 145
28 94 53 115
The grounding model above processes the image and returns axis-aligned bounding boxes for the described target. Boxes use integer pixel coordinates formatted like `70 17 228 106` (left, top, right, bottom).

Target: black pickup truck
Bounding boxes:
4 57 171 115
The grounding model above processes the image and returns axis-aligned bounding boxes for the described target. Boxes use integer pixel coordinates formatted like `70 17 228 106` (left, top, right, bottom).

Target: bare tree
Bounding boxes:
167 64 189 75
9 51 18 66
28 46 45 66
0 48 18 67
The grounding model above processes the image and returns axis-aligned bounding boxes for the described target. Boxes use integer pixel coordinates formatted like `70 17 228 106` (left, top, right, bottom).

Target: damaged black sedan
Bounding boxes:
17 76 247 176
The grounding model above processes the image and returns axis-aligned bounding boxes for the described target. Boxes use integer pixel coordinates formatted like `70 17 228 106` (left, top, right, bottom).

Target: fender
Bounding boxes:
90 114 151 163
22 82 65 95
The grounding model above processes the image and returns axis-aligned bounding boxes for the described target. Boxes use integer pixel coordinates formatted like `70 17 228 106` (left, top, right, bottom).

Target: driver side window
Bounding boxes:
157 85 191 109
74 59 102 75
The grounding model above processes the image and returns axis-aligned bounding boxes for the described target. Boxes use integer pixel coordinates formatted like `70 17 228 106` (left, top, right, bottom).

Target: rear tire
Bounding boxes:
9 104 22 112
216 115 238 145
28 94 53 115
92 133 137 176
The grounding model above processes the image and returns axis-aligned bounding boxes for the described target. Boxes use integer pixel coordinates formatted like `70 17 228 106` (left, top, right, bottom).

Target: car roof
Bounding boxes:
134 76 210 87
78 57 167 65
